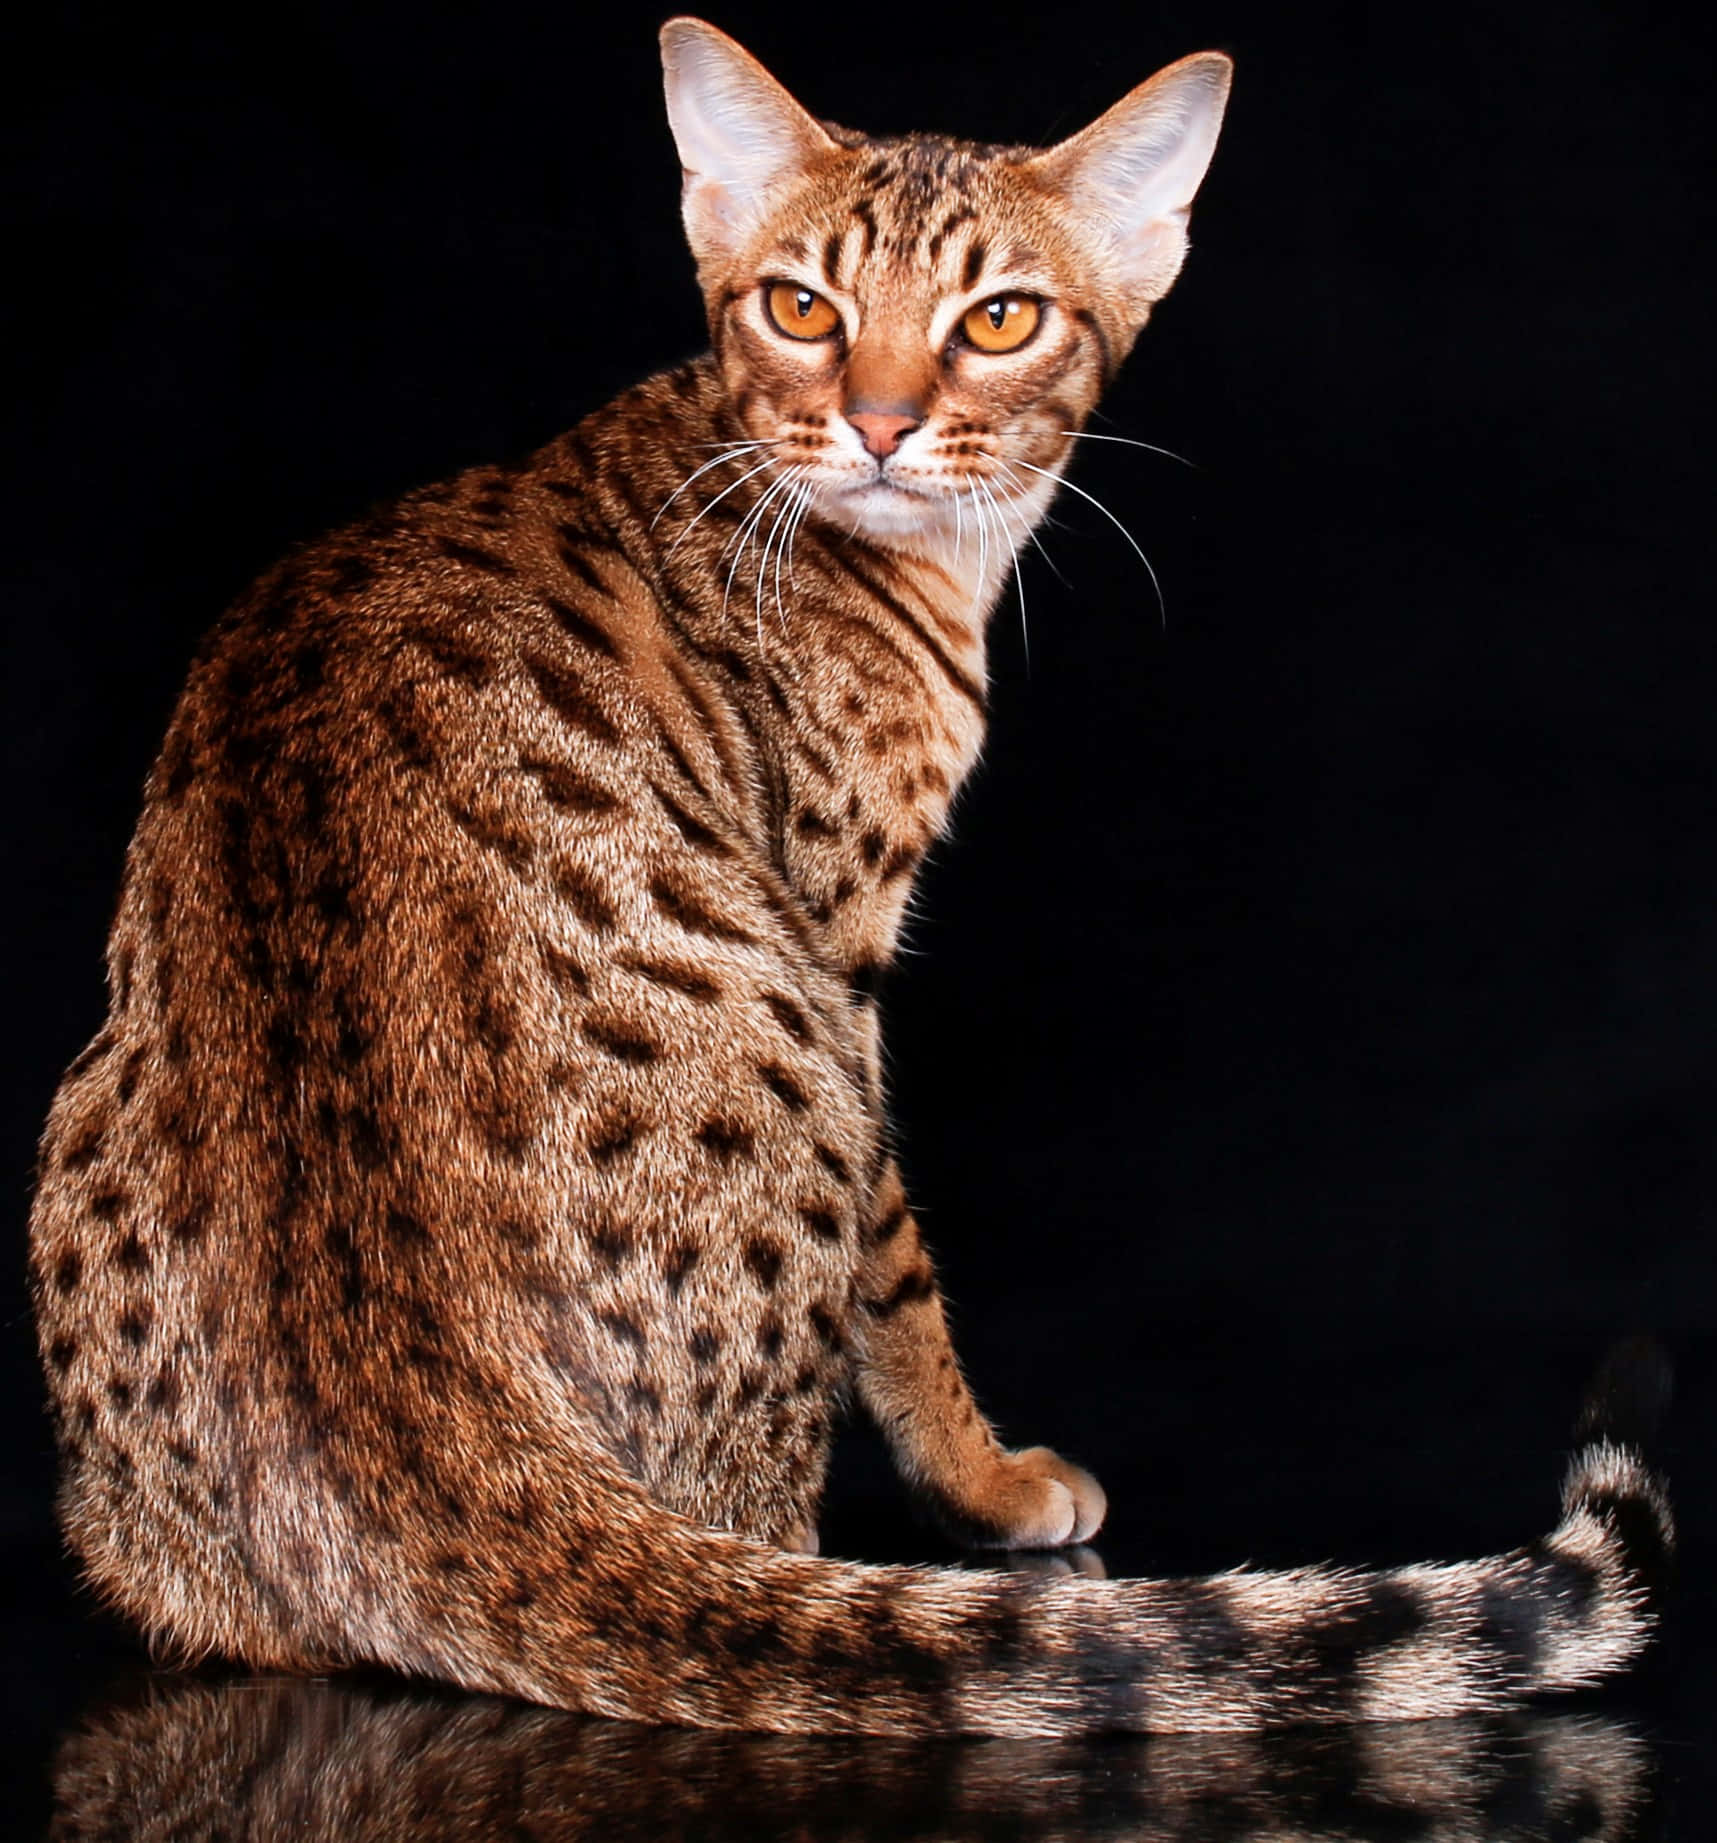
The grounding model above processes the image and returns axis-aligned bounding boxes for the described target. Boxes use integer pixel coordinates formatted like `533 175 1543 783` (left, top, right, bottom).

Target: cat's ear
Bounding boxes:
660 19 835 275
1028 52 1232 323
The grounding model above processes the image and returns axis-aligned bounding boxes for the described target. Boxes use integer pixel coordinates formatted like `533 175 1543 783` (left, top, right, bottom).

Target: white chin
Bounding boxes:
830 480 950 541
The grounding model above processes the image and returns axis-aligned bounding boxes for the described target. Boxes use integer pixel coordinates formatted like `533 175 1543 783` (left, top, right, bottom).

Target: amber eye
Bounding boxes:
960 295 1041 354
765 282 842 342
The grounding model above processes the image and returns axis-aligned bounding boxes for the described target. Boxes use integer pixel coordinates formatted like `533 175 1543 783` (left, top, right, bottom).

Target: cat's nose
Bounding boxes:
845 410 921 461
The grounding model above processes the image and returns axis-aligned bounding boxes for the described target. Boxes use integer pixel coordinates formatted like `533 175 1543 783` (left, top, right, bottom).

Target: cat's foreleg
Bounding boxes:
853 1162 1106 1550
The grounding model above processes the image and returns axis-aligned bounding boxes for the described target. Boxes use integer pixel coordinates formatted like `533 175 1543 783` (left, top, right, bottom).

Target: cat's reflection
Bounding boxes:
53 1673 1656 1841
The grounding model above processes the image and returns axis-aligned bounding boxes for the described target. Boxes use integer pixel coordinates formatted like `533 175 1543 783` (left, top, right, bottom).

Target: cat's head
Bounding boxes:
660 18 1229 552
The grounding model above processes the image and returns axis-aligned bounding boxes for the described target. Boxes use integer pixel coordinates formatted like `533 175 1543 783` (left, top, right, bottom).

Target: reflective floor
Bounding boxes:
48 1676 1673 1842
12 1329 1711 1839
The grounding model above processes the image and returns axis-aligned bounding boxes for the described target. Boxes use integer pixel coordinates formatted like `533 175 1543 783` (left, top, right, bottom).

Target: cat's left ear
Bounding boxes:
1028 52 1233 325
660 19 835 278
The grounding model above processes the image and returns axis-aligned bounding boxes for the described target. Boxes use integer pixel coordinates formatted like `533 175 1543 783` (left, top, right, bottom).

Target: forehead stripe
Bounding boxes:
821 229 844 287
926 207 975 266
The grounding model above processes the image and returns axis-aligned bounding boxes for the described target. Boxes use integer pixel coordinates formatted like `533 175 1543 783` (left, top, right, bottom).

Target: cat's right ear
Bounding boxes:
660 19 834 276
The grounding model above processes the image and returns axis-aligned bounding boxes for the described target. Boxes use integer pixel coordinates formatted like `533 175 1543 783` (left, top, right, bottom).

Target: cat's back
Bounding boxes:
30 386 873 1620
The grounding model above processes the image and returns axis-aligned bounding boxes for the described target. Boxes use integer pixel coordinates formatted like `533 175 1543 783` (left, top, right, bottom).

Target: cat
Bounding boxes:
28 17 1672 1736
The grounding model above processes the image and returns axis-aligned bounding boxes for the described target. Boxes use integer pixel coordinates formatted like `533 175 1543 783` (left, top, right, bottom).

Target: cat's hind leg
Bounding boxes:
852 1161 1105 1549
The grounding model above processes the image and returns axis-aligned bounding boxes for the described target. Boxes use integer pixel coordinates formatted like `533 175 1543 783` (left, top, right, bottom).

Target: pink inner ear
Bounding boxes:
662 20 835 271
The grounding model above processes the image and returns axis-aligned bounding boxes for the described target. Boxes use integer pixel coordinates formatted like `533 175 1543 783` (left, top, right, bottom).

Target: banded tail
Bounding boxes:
263 1344 1673 1736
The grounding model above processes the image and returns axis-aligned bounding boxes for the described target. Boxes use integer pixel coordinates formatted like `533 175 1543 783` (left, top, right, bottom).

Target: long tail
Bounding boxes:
321 1344 1674 1736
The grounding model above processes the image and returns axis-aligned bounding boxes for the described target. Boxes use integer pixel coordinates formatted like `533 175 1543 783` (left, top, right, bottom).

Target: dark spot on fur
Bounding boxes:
864 1266 935 1319
54 1252 83 1294
525 653 619 743
588 1114 643 1165
553 862 617 931
528 761 618 815
48 1336 76 1373
762 992 812 1042
649 874 753 943
61 1124 105 1171
544 594 618 657
743 1238 783 1290
582 1020 660 1066
114 1232 150 1274
807 1303 847 1353
760 1064 809 1112
416 624 496 688
435 536 514 576
798 1206 842 1243
696 1117 755 1161
652 784 730 855
598 1309 647 1349
622 955 721 1002
813 1143 853 1185
689 1329 721 1366
662 1242 700 1296
539 942 592 992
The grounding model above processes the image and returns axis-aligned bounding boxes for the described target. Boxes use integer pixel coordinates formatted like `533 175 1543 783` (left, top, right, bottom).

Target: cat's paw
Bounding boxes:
948 1446 1107 1551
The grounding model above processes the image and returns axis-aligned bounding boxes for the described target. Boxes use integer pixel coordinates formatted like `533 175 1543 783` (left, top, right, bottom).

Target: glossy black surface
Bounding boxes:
8 1330 1714 1836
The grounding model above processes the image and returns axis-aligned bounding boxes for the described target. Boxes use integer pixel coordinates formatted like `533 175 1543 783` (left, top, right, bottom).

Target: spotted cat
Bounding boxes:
29 18 1672 1734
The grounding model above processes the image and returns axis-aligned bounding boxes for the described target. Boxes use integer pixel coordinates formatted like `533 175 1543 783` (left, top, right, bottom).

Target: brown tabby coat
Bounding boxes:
29 19 1671 1735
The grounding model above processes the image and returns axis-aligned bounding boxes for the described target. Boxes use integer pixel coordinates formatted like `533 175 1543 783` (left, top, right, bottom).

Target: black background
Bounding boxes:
7 0 1713 1829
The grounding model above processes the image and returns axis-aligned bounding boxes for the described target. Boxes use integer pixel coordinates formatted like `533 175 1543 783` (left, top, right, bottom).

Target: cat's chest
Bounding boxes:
715 569 987 975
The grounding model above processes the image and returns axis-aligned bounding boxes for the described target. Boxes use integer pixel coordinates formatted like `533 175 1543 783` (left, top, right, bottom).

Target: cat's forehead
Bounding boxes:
768 130 1067 304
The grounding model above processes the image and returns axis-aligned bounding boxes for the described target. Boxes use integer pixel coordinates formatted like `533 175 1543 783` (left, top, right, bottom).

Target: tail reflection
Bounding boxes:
54 1675 1655 1841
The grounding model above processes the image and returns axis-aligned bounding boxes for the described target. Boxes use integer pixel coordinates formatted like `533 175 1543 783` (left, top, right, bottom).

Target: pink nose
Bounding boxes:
846 411 921 460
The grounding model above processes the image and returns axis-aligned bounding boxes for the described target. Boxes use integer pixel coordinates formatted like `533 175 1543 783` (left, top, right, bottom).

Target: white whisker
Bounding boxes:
724 469 798 647
783 482 813 602
758 469 804 643
651 443 775 531
1057 430 1195 469
1012 458 1166 627
667 455 780 558
976 475 1028 672
966 482 989 620
992 459 1074 591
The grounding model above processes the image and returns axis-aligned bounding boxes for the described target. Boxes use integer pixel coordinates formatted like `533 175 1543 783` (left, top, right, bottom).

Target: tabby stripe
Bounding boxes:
544 593 618 656
663 648 753 799
869 1202 910 1246
1069 306 1117 385
650 782 731 855
554 545 616 603
524 655 620 743
840 552 987 711
928 207 975 265
864 1266 936 1317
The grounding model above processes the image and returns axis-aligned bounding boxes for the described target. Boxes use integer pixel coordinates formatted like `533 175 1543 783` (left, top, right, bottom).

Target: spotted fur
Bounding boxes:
29 19 1672 1735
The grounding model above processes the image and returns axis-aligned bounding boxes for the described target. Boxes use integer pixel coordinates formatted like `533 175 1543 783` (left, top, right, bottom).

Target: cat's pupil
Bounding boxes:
794 290 815 320
986 301 1009 330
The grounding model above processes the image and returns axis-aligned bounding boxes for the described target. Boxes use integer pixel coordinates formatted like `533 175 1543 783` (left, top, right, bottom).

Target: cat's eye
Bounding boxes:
765 282 842 342
960 295 1041 354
